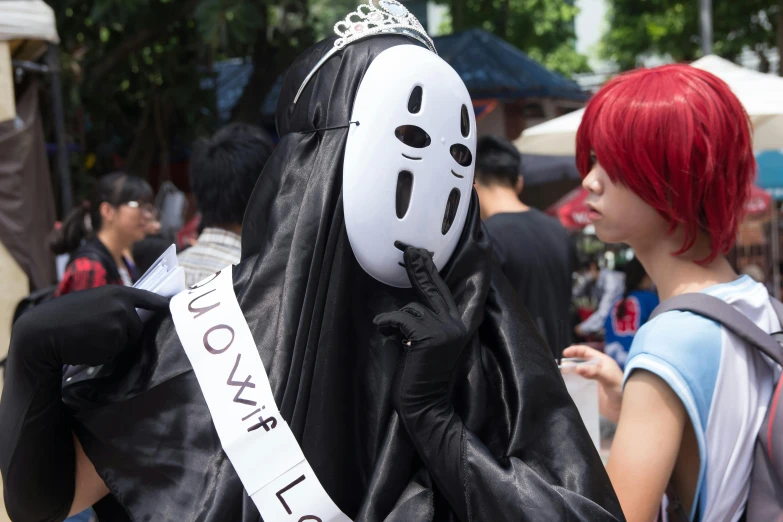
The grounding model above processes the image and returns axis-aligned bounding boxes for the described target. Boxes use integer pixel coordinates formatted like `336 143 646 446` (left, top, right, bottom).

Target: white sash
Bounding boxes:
170 267 351 522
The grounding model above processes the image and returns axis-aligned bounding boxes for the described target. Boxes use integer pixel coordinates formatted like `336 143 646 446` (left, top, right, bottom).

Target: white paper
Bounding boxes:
134 244 178 290
169 268 351 522
132 244 186 320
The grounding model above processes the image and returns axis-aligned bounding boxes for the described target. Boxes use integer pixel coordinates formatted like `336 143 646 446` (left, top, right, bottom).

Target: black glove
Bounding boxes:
374 247 469 419
376 250 623 522
0 286 169 522
374 247 471 520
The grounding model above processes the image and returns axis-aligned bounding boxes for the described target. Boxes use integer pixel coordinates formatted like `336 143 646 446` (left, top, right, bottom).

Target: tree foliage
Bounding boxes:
50 0 337 199
49 0 590 203
440 0 590 76
601 0 783 72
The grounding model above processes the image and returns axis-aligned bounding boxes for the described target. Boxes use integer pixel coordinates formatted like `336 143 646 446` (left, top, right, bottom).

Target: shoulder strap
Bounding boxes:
650 293 783 366
768 297 783 327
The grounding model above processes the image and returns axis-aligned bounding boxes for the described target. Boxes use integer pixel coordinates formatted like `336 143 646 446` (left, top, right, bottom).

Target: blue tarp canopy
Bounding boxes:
213 29 587 123
434 29 587 101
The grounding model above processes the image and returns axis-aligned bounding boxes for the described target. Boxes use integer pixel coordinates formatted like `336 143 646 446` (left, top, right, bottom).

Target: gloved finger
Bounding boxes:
115 286 172 311
403 248 458 317
398 302 432 320
373 310 421 341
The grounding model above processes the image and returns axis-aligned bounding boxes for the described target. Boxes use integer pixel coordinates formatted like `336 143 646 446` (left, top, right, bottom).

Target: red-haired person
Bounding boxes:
564 65 779 522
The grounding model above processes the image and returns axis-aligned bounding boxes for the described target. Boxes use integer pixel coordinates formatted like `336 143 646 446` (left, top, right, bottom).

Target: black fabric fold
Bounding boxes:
62 35 623 521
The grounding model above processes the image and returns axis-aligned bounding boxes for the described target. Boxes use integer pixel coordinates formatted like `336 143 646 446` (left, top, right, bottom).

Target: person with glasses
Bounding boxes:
51 172 154 297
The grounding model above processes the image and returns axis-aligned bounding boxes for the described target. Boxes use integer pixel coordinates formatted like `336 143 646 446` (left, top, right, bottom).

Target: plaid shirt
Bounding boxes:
55 257 124 297
178 227 242 287
55 238 129 297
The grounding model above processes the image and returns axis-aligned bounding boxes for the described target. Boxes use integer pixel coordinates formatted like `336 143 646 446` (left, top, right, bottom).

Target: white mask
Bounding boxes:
343 45 476 288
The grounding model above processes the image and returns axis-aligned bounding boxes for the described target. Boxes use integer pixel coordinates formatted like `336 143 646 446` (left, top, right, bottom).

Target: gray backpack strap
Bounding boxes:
650 293 783 366
768 297 783 327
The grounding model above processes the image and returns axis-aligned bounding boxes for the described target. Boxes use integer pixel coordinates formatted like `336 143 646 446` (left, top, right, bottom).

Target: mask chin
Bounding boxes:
342 44 476 288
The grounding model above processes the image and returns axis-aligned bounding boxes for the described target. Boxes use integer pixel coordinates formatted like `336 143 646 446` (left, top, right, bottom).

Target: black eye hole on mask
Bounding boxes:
396 170 413 219
408 86 423 114
450 144 472 167
442 188 461 235
460 105 470 137
395 125 431 148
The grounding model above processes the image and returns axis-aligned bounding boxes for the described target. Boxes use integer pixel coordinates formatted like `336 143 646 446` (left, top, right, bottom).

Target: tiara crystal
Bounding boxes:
334 0 436 53
293 0 436 105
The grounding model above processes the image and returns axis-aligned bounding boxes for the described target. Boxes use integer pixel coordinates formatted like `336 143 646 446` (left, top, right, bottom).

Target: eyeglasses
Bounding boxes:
125 201 156 215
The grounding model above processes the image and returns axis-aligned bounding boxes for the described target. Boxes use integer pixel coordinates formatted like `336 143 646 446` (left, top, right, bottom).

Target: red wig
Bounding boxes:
576 64 756 262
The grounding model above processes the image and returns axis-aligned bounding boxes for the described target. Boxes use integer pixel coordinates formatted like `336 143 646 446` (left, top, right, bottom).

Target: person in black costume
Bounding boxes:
0 19 624 522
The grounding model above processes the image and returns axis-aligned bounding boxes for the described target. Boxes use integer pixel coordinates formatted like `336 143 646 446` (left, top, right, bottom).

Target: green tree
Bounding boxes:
601 0 783 73
49 0 343 199
54 0 236 193
441 0 590 77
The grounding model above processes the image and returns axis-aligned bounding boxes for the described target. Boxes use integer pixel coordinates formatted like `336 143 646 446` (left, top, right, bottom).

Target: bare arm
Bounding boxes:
606 370 687 522
68 435 109 517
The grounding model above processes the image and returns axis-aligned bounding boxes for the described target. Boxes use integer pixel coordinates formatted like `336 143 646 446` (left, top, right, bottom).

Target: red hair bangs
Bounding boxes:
576 64 756 262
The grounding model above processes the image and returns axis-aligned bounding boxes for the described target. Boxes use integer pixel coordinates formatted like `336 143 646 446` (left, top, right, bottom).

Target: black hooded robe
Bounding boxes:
63 36 624 522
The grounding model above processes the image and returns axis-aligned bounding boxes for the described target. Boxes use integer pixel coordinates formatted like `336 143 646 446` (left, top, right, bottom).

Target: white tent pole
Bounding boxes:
699 0 713 56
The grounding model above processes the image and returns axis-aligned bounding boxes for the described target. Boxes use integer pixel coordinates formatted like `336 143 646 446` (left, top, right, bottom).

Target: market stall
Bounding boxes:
0 0 62 380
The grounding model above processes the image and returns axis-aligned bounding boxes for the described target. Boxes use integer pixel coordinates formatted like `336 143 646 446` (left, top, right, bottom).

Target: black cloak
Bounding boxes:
63 36 624 521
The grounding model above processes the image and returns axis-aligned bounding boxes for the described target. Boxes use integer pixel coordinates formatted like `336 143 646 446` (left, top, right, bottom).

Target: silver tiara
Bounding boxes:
293 0 437 105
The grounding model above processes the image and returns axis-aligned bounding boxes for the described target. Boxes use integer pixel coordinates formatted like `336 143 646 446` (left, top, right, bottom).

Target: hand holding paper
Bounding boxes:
0 249 182 522
133 244 186 320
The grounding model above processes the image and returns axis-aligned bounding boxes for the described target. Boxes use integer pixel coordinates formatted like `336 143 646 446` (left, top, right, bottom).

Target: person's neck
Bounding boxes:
207 223 242 236
631 230 738 301
96 229 129 268
478 185 529 220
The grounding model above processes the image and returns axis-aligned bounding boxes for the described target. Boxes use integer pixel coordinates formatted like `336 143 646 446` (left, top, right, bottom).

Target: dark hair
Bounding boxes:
475 135 521 188
51 172 153 255
189 123 274 228
617 257 648 319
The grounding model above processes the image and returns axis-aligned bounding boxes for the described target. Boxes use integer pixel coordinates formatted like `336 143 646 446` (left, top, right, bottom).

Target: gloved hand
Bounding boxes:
374 251 624 522
374 247 471 520
374 247 469 419
15 285 170 369
0 285 169 522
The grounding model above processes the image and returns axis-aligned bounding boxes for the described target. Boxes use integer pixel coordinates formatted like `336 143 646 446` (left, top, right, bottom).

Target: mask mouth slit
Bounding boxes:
451 170 464 179
442 188 460 235
402 153 422 161
396 170 414 219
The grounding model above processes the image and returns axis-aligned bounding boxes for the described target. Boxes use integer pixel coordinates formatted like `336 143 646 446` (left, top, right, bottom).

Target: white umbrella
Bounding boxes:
515 55 783 156
0 1 59 45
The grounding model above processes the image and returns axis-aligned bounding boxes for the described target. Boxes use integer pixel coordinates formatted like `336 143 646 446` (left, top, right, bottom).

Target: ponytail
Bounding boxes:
50 201 92 255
